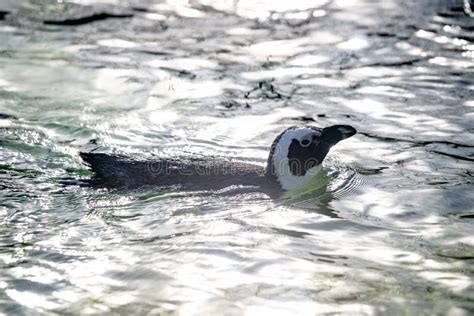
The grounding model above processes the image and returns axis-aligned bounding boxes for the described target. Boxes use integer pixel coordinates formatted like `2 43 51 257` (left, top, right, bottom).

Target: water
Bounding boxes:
0 0 473 314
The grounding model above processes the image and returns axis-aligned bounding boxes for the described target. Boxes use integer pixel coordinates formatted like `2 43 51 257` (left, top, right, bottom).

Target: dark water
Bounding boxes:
0 0 473 314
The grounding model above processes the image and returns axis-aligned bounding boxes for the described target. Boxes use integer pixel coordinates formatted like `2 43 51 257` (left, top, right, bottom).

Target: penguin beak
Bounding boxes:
321 125 357 146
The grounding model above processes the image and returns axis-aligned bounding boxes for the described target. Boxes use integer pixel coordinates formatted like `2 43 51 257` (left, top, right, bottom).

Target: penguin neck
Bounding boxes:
265 153 323 191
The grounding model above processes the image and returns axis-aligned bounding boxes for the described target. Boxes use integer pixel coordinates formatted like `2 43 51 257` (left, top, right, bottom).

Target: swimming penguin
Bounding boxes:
80 125 356 196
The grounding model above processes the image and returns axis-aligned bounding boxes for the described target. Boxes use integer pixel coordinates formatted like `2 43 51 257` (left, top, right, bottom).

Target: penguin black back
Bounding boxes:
80 152 271 191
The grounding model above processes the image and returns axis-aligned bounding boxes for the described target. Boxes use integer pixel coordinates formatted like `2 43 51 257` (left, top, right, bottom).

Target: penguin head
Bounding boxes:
267 125 357 191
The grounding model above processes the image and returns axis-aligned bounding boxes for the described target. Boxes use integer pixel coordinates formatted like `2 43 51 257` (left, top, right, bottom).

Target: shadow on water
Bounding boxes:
0 0 473 314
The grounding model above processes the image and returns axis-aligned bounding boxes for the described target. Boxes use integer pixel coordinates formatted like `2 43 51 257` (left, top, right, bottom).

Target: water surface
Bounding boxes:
0 0 473 314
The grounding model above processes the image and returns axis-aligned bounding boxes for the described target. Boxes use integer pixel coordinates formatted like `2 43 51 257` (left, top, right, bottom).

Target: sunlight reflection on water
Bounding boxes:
0 0 473 314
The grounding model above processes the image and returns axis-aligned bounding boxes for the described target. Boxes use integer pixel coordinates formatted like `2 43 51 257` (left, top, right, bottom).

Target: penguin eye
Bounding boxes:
300 139 311 147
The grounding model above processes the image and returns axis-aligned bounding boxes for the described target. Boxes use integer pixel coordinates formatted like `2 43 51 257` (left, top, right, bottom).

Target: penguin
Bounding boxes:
80 125 356 196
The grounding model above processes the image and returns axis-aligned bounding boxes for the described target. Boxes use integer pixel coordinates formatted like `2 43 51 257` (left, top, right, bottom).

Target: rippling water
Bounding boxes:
0 0 473 314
